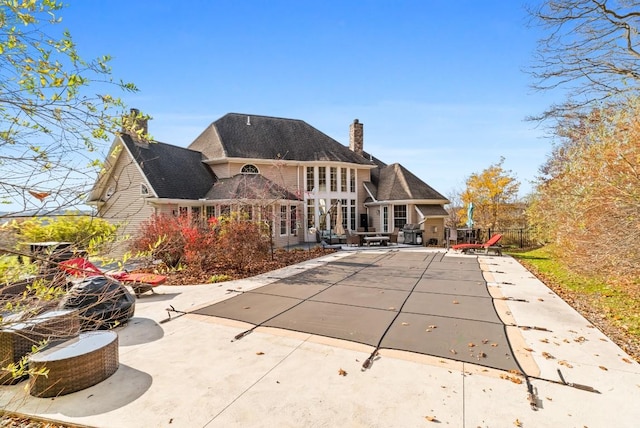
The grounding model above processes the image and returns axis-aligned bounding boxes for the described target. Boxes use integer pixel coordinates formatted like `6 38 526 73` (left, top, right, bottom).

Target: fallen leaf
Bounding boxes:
599 366 608 371
338 368 347 376
256 351 265 355
542 352 554 359
509 369 523 375
482 339 489 344
388 306 396 310
425 415 438 422
524 347 534 352
514 418 523 427
468 342 476 347
450 349 457 355
425 329 432 332
401 322 410 326
622 358 632 364
243 306 251 309
540 338 550 343
538 298 544 301
558 360 573 368
477 352 487 359
500 374 523 384
491 343 499 347
428 325 438 329
452 300 459 304
574 336 586 343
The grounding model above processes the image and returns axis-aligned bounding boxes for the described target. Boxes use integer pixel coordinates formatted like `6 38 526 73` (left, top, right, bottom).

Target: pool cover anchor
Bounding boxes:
160 305 188 324
361 350 380 371
526 377 539 411
557 369 600 393
232 328 254 342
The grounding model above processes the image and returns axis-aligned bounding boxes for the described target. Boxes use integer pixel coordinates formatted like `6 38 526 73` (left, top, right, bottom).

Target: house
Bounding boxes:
88 111 449 248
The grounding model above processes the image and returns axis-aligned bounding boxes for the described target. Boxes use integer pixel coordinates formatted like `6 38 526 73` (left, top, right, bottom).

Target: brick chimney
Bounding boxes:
122 108 149 145
349 119 363 156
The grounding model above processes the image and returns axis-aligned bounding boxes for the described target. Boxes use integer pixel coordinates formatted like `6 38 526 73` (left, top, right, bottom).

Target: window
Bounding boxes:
206 206 216 219
140 184 150 196
192 206 201 223
306 166 315 192
307 200 315 229
179 207 189 217
350 199 356 231
349 169 356 192
393 205 407 230
318 167 326 191
290 206 297 236
340 168 347 192
220 205 230 217
330 167 337 191
104 186 115 200
340 199 347 230
383 206 389 232
280 205 287 235
241 164 259 174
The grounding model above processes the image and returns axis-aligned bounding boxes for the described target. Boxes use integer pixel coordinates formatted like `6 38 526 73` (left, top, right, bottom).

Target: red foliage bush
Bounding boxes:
130 214 272 274
130 214 190 267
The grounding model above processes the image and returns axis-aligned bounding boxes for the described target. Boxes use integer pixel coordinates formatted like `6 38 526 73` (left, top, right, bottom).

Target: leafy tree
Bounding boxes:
460 157 521 230
527 0 640 119
14 213 117 254
527 99 640 280
0 0 147 215
0 1 145 386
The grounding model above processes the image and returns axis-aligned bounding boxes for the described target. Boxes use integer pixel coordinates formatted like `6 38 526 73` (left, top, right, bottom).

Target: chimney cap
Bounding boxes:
353 119 359 124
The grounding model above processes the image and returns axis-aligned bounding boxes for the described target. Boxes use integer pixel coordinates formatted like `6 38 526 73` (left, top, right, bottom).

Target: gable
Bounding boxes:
121 134 216 199
376 163 448 202
190 113 376 165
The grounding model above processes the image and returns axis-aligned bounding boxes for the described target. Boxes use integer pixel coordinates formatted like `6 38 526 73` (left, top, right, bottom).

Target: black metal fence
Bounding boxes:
483 228 536 249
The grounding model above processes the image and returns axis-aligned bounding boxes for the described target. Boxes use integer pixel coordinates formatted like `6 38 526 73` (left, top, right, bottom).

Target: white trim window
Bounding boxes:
280 205 287 235
241 164 259 174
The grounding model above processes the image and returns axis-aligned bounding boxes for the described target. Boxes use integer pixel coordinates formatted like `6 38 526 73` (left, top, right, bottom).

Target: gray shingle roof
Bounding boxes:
376 163 447 201
121 134 216 199
204 173 299 201
416 204 449 217
193 113 376 165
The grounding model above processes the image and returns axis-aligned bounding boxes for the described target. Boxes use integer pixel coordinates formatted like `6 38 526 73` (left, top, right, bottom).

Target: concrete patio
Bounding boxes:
1 248 639 427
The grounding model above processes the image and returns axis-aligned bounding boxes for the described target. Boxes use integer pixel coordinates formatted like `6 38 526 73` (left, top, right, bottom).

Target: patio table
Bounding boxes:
29 330 119 397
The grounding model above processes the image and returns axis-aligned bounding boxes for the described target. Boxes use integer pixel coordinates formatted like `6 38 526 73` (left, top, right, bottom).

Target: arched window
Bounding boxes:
241 164 259 174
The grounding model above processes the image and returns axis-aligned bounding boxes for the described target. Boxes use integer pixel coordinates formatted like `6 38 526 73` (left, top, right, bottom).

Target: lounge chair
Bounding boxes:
451 234 503 255
59 258 167 296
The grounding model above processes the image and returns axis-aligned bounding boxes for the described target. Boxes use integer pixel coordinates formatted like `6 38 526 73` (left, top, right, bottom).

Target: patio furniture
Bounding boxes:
58 276 135 330
0 309 79 385
451 234 503 254
59 258 166 296
29 330 119 398
363 236 390 246
345 230 362 246
389 228 399 245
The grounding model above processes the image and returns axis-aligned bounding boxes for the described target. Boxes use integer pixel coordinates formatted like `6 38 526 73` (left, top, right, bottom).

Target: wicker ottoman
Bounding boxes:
0 309 79 385
29 331 119 398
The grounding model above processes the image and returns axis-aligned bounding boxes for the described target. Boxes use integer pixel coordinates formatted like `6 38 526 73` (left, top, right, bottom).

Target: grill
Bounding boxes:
402 224 423 245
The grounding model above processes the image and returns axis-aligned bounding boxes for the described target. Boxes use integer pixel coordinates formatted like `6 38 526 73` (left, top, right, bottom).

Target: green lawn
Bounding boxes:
509 246 640 338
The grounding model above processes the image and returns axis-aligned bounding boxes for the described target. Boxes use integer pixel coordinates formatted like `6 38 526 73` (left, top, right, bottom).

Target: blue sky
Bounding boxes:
62 1 559 199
